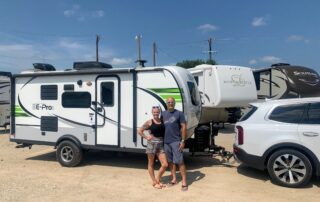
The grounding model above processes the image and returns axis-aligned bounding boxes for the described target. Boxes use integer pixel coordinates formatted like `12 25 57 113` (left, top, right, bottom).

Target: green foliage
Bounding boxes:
176 59 217 69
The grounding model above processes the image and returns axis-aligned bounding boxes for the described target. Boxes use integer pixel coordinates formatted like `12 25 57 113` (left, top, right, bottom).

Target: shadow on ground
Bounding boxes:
26 150 237 171
0 129 9 135
237 164 320 188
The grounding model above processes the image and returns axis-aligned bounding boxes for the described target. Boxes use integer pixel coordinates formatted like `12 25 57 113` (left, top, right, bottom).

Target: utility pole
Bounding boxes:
153 42 157 66
208 38 212 61
206 37 217 63
96 35 100 62
135 34 147 67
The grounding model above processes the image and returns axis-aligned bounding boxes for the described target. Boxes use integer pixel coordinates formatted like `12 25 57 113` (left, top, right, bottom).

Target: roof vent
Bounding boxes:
33 63 56 71
73 61 113 70
271 63 290 67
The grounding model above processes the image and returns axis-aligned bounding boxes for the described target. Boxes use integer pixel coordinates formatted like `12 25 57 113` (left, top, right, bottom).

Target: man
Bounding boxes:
162 97 188 191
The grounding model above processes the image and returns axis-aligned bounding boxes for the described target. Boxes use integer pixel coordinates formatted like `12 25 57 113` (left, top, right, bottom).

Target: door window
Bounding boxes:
101 82 114 106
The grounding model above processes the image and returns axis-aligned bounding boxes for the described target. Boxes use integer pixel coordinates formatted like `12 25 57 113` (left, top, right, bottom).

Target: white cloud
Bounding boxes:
197 24 218 32
63 5 105 21
249 59 257 65
252 17 267 27
58 39 84 49
260 56 282 63
63 4 80 17
92 10 105 18
110 58 133 66
287 35 309 43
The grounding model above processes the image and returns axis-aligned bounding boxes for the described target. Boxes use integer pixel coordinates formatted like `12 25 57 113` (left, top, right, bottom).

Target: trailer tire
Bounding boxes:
56 140 83 167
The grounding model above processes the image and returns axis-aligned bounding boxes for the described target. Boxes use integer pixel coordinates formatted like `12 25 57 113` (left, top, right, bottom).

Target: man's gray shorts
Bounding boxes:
164 141 184 164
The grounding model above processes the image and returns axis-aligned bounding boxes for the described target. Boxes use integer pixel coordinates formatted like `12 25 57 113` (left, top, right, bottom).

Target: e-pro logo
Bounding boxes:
32 104 54 110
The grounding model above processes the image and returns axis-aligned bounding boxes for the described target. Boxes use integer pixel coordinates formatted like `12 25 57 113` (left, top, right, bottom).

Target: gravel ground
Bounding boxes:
0 125 319 202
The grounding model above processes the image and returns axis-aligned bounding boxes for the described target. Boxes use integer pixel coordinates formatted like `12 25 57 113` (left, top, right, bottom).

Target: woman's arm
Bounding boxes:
138 120 151 139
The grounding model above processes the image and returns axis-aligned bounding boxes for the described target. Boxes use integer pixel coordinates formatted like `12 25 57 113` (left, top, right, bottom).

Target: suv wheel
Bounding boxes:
267 149 312 188
56 140 83 167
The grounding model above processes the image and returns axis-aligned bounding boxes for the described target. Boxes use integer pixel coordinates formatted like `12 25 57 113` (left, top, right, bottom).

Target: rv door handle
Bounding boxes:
303 132 319 137
97 107 103 112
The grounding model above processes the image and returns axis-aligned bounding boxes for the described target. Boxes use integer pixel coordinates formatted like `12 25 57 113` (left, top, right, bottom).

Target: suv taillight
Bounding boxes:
236 126 244 145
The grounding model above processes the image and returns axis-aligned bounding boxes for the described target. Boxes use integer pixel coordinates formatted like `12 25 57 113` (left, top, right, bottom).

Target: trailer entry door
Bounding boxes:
96 77 119 146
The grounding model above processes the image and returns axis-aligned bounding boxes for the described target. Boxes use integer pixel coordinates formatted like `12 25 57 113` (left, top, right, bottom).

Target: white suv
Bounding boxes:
234 97 320 187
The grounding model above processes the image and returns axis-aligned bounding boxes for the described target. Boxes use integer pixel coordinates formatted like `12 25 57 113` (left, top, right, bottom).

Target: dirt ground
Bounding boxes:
0 125 319 202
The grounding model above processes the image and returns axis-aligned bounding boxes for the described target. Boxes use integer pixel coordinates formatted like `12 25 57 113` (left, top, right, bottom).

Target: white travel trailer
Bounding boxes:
0 72 11 128
253 63 320 100
9 62 201 167
189 64 257 124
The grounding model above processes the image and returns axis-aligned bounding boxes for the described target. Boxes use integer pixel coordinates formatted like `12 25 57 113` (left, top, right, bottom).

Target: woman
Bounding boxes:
138 106 168 189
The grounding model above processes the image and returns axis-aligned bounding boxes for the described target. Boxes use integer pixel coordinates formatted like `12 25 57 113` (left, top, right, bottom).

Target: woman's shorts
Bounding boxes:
146 137 164 154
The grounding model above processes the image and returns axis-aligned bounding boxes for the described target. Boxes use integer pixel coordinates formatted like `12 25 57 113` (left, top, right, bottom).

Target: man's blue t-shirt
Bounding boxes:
162 109 186 144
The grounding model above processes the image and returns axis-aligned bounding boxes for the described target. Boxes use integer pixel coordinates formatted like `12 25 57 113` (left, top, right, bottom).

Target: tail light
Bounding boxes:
236 126 243 145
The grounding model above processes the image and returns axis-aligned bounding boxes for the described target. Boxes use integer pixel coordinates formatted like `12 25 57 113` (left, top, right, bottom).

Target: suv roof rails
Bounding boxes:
73 61 113 70
33 63 56 71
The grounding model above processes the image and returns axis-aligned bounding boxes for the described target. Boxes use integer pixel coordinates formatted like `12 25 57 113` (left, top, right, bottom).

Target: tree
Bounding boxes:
176 59 217 69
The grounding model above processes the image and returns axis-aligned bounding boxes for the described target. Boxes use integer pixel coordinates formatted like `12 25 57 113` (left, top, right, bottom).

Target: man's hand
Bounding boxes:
179 142 185 152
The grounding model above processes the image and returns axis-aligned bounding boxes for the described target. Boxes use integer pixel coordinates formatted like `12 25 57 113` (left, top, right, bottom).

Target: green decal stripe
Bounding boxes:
15 105 30 117
149 88 181 93
148 88 182 103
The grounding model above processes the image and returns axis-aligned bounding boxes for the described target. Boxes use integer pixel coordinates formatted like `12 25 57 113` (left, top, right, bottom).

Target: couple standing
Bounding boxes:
138 97 188 191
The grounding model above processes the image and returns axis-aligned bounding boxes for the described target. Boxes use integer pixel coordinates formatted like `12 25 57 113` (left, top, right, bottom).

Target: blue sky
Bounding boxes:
1 0 320 73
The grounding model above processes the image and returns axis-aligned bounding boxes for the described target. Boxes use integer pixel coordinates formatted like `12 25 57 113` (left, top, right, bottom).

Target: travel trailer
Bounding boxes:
9 62 201 167
189 64 257 124
0 72 11 129
253 63 320 100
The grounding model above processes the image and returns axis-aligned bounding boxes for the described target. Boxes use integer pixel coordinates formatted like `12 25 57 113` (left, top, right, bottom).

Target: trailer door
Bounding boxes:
96 76 119 146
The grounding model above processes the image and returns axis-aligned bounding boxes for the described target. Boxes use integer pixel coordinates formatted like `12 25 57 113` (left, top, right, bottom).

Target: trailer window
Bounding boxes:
62 92 91 108
101 82 114 106
187 81 199 106
41 85 58 100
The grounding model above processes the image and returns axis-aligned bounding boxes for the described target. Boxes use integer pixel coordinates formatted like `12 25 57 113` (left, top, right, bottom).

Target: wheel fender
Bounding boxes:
262 142 320 176
56 135 82 149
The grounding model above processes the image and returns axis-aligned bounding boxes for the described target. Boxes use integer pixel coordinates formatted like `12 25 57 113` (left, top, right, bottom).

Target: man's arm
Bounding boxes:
179 122 187 151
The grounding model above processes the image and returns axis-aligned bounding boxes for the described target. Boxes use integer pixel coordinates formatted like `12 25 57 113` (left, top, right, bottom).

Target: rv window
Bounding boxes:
194 76 199 85
101 82 114 106
187 82 199 106
62 92 91 108
41 85 58 100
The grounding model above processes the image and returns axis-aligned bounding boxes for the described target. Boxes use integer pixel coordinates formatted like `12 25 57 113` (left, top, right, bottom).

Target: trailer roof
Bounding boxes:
13 66 169 78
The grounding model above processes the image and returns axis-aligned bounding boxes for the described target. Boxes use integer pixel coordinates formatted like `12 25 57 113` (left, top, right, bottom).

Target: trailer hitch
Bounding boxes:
209 145 233 161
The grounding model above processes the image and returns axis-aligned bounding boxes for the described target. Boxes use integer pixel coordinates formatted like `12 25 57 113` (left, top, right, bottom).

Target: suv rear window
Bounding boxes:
269 104 307 123
239 105 257 121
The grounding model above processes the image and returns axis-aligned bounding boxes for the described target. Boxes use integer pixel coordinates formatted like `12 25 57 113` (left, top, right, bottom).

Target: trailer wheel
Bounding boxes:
56 140 83 167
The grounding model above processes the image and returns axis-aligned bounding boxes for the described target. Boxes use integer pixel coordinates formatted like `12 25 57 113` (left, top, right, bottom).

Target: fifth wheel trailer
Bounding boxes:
187 64 257 154
9 62 201 167
0 72 11 128
253 63 320 100
189 64 257 124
